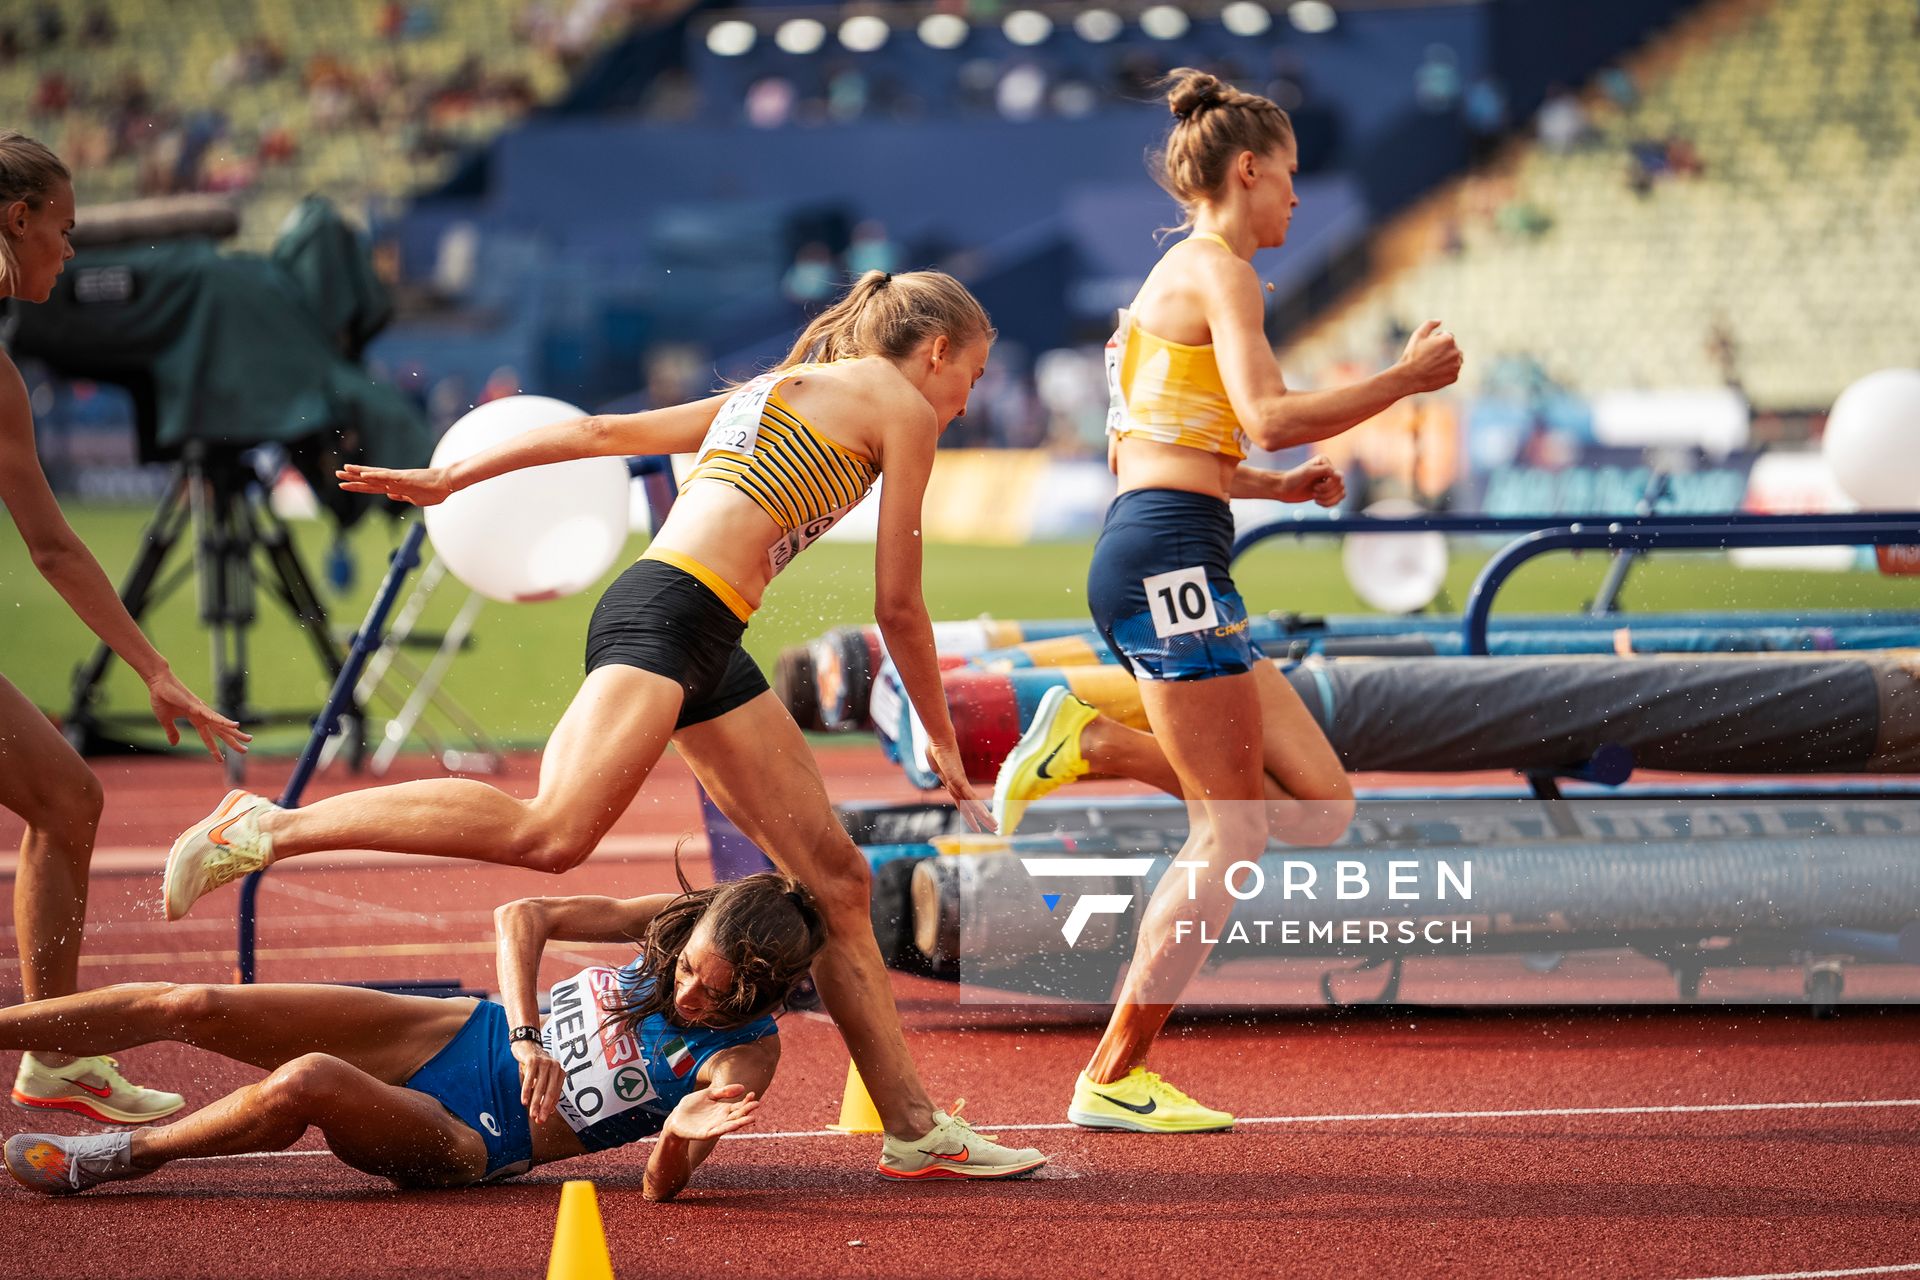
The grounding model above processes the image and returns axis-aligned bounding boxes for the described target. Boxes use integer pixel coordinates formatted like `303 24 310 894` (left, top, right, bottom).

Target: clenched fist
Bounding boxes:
1398 320 1463 393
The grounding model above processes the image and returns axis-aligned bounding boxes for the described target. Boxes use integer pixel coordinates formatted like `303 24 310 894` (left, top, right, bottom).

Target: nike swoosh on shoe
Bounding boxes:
1035 742 1067 780
1093 1092 1157 1115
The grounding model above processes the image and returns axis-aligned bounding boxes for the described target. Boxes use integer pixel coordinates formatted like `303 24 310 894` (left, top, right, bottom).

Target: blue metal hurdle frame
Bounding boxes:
234 521 425 984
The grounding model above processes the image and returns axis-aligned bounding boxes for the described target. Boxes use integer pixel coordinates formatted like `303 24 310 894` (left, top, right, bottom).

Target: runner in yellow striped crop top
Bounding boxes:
682 364 880 534
1105 231 1249 461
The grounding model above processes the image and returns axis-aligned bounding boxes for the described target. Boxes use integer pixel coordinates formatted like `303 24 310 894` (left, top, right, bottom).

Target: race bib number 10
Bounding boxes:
1143 565 1217 638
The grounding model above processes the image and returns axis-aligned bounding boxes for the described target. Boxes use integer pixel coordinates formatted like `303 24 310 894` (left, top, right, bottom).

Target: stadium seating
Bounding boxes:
3 0 621 247
1284 0 1920 410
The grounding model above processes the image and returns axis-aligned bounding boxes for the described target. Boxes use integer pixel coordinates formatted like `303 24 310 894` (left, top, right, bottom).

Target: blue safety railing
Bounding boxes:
1459 516 1920 655
1232 510 1919 659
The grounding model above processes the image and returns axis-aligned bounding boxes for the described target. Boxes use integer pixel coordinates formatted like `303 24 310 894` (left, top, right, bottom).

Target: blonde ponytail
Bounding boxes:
774 269 994 371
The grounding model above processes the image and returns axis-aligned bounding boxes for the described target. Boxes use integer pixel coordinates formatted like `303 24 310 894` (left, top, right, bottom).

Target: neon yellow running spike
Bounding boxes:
992 687 1097 835
1068 1068 1235 1133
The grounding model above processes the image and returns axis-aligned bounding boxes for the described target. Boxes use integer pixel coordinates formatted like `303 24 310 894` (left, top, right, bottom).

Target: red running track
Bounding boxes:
3 750 1919 1278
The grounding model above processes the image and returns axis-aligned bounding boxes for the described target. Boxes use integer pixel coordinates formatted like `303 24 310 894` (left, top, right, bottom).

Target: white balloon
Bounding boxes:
1823 369 1920 510
1343 498 1449 615
423 395 631 603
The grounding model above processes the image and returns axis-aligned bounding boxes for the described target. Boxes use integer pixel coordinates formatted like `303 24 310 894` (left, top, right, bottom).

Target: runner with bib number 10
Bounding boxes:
1024 68 1462 1135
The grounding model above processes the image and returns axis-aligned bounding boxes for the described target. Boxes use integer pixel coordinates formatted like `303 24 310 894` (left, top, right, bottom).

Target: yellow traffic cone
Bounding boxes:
825 1059 884 1133
546 1180 615 1280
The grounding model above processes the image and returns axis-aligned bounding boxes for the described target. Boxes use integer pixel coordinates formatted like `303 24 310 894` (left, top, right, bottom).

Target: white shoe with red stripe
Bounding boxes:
877 1102 1047 1180
12 1053 185 1125
163 788 276 921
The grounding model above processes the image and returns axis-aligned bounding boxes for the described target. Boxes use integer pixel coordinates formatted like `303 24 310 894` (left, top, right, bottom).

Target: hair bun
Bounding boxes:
1167 69 1225 120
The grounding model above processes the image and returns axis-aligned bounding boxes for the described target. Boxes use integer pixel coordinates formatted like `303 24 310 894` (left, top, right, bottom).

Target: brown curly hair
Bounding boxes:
608 850 828 1033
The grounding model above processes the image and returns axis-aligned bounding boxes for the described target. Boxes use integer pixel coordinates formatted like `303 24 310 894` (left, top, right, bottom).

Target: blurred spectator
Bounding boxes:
214 36 288 91
1627 156 1655 198
1462 75 1509 165
258 121 298 166
996 61 1049 121
1051 77 1099 119
518 1 563 52
1666 135 1704 178
640 344 707 411
59 117 112 170
428 375 472 431
746 76 796 128
1034 348 1108 454
1627 137 1669 195
478 366 523 405
1706 314 1742 393
200 147 261 195
957 58 1000 114
32 3 64 48
433 222 480 298
80 4 116 47
826 64 870 123
32 71 73 117
782 243 838 305
1494 198 1551 239
108 69 154 118
0 23 20 66
1415 45 1461 113
846 221 902 278
1599 66 1640 114
1536 87 1592 153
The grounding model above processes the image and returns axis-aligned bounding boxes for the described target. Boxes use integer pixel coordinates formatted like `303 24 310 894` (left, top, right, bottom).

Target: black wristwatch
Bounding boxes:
508 1025 543 1045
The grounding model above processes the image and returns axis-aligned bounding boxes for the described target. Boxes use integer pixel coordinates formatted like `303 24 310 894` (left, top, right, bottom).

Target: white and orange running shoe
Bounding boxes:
163 788 277 921
12 1054 184 1125
877 1102 1047 1180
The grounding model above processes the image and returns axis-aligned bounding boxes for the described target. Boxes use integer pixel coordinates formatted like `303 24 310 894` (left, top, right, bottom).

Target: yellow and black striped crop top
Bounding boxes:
1105 231 1250 461
684 377 879 533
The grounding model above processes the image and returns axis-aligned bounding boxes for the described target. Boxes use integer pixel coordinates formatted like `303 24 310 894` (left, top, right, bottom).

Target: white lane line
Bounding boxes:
191 1096 1920 1162
1677 1266 1920 1280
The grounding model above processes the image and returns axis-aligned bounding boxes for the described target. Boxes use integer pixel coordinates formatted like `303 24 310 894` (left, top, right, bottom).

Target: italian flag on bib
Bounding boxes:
663 1036 694 1078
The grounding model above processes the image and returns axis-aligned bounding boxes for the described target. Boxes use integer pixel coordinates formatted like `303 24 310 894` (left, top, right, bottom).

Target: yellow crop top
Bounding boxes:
684 382 878 533
1104 231 1250 461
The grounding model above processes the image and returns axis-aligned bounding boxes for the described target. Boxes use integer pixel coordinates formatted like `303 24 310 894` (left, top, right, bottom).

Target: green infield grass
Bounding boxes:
2 505 1913 754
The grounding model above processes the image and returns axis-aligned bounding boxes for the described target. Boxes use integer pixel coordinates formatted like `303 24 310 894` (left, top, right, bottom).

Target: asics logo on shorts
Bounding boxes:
479 1112 502 1137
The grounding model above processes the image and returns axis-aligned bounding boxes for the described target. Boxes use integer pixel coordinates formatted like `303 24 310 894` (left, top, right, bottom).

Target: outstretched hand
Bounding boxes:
1274 455 1345 508
336 464 455 507
666 1083 762 1143
145 669 250 760
927 740 995 834
1398 320 1464 393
